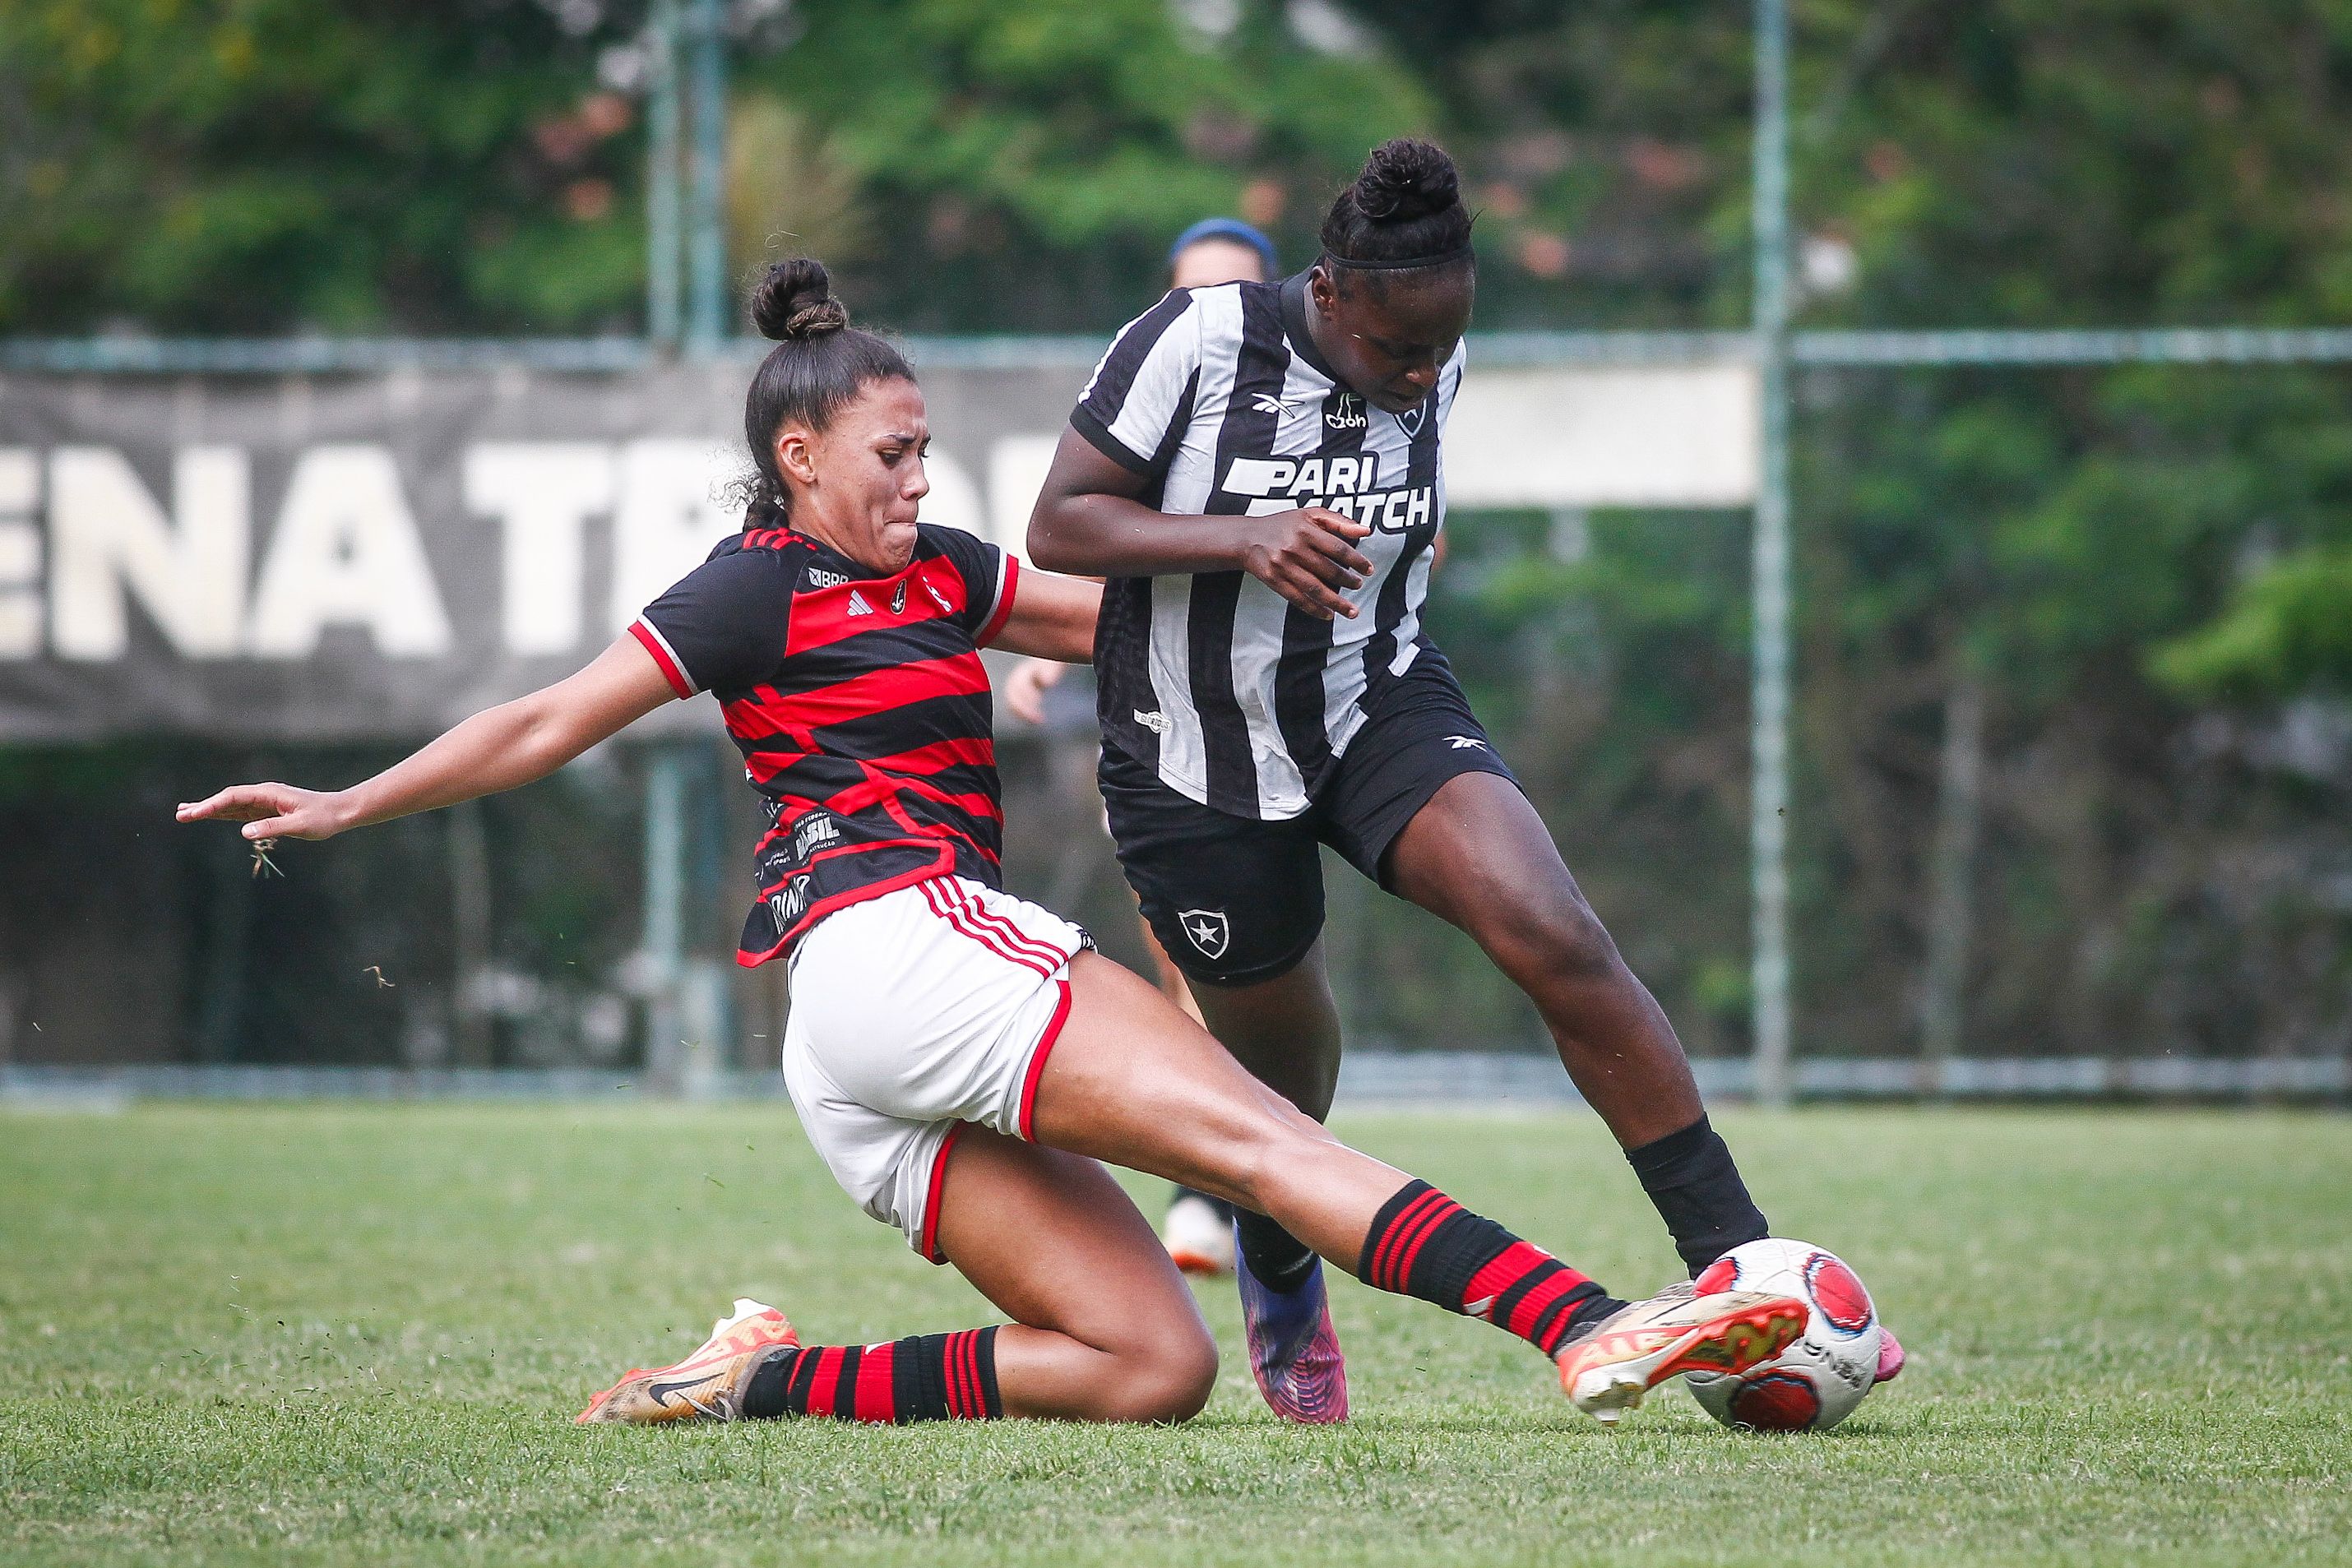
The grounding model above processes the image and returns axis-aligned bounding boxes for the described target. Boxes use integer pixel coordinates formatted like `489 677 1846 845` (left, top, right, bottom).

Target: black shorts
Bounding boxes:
1100 654 1520 988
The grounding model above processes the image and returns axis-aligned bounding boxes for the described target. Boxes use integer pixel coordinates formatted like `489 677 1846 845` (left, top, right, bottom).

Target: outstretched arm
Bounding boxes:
175 635 680 842
1026 426 1373 622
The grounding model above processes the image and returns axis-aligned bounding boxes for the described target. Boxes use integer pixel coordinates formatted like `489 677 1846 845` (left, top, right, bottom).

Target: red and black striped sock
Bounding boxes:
1357 1180 1626 1357
739 1326 1002 1422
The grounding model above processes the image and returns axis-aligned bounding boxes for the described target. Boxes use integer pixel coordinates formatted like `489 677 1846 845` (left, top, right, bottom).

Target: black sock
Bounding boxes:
739 1327 1002 1422
1625 1114 1771 1276
1235 1210 1318 1293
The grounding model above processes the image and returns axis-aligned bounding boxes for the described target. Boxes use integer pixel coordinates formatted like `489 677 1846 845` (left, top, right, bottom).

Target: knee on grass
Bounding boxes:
1095 1324 1218 1423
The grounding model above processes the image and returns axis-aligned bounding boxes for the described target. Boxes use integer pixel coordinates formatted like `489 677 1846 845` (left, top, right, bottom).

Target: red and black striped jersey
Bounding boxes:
630 522 1018 964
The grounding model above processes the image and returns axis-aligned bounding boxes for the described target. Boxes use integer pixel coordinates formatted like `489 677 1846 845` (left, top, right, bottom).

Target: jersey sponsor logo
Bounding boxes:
1250 392 1302 415
890 581 908 615
1218 452 1435 534
1178 907 1230 960
1446 734 1487 751
1223 454 1379 497
1325 392 1367 431
845 590 874 617
1132 708 1174 735
807 567 848 588
792 812 840 859
769 873 813 927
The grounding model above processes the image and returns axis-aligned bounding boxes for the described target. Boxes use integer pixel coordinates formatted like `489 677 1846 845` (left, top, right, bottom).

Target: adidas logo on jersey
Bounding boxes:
846 590 874 616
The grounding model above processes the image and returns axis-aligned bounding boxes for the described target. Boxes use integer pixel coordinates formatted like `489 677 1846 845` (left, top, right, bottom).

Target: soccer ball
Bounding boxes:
1683 1237 1881 1432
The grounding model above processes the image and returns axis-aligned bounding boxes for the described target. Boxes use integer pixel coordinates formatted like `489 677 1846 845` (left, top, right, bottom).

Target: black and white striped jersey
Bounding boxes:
1071 271 1465 821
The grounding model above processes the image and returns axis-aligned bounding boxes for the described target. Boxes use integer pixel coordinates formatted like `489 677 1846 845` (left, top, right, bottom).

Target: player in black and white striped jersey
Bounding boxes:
1030 139 1797 1424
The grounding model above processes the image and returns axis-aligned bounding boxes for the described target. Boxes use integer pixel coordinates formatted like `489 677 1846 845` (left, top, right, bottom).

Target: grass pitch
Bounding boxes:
2 1103 2347 1566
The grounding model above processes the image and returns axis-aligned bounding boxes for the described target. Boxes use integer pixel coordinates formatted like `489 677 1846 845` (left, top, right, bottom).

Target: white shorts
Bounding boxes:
780 876 1090 1260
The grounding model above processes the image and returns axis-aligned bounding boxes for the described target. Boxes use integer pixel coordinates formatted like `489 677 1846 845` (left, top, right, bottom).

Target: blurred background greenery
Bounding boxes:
3 0 2348 1068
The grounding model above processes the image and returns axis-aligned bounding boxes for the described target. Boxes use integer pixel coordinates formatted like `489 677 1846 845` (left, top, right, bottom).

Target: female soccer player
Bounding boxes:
1029 138 1905 1422
177 258 1803 1430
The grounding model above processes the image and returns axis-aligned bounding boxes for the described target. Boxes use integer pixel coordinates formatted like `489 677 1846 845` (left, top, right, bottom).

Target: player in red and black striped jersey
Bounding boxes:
178 257 1805 1430
628 516 1022 964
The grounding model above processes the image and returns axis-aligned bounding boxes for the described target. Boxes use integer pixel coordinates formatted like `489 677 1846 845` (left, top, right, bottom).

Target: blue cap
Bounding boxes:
1169 217 1279 280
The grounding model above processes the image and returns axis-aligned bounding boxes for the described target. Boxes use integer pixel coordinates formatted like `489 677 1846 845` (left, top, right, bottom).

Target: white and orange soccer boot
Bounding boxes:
576 1298 799 1426
1554 1288 1806 1426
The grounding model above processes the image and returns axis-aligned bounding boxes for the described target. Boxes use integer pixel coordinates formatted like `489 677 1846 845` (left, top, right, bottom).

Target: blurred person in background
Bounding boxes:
1001 216 1284 1280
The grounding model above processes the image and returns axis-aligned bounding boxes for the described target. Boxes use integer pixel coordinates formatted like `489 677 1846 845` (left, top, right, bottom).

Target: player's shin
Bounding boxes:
740 1329 1002 1423
1353 1179 1627 1357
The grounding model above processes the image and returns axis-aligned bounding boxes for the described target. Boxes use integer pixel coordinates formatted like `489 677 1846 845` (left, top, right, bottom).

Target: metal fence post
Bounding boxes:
1750 0 1796 1106
685 0 729 354
646 0 683 350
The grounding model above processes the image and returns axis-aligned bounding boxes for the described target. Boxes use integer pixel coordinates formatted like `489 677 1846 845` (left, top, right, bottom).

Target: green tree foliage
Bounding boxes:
0 0 646 333
748 0 1432 329
7 0 2350 1062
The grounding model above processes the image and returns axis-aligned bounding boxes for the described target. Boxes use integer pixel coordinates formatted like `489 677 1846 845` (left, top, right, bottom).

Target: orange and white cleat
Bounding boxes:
1555 1288 1806 1426
576 1298 799 1426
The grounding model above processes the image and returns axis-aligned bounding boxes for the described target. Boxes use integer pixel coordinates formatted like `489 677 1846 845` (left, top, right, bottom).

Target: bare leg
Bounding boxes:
1382 772 1769 1274
1385 772 1704 1147
932 1126 1217 1422
1036 953 1438 1261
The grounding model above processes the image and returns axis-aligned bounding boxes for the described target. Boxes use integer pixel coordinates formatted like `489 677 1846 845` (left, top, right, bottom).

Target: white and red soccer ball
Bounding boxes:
1683 1237 1882 1432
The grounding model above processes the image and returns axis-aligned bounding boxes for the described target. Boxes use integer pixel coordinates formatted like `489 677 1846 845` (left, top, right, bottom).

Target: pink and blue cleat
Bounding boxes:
1234 1235 1349 1424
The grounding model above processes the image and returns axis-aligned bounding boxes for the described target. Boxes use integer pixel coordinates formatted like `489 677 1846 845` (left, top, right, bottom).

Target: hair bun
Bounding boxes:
751 257 850 341
1353 138 1460 225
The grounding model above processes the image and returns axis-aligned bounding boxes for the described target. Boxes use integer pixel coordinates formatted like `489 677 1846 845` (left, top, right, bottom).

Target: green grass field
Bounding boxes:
2 1103 2347 1566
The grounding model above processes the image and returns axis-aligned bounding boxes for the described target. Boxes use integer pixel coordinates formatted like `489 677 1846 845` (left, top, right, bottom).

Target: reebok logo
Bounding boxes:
845 590 873 616
1446 735 1487 750
1250 392 1301 415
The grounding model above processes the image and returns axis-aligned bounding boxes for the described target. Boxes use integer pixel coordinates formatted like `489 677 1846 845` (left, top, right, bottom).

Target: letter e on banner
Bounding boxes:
50 446 249 661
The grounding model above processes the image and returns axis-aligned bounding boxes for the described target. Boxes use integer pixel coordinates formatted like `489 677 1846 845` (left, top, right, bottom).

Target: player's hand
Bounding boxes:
175 783 351 841
999 656 1067 725
1237 507 1374 621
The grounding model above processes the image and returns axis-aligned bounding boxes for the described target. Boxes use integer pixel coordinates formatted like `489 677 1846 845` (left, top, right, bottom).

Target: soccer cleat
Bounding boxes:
1554 1288 1806 1426
1162 1194 1236 1276
1234 1240 1348 1424
576 1297 799 1426
1874 1324 1907 1384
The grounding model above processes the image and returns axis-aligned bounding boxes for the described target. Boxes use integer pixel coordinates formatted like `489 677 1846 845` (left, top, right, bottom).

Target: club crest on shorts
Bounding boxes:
1177 908 1230 960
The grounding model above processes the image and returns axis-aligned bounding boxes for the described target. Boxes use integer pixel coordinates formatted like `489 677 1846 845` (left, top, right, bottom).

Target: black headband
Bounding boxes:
1325 243 1476 272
